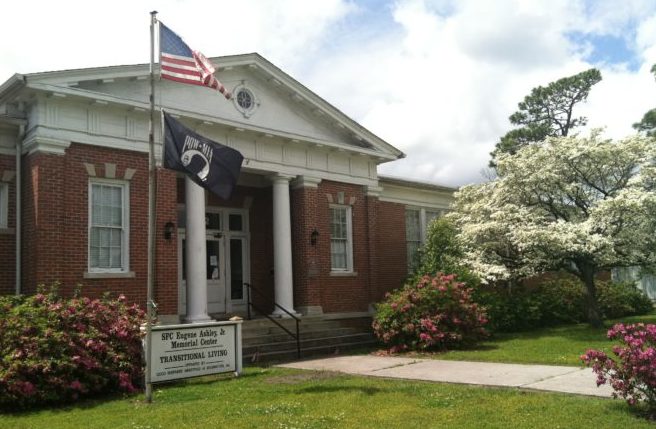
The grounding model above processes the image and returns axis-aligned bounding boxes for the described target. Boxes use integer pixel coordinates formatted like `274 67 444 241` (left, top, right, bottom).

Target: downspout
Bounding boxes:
15 122 24 296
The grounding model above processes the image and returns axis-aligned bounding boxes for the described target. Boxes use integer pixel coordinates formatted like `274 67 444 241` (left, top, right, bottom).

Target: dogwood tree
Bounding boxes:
452 132 656 327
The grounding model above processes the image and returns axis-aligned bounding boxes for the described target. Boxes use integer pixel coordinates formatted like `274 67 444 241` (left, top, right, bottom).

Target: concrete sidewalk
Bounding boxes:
278 355 614 398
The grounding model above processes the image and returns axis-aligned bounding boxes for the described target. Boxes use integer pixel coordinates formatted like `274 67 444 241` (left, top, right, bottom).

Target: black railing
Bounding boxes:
244 282 301 359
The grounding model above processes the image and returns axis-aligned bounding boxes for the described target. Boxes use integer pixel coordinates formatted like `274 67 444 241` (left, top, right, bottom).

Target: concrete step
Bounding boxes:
244 337 379 364
241 319 345 335
243 327 360 345
244 332 374 355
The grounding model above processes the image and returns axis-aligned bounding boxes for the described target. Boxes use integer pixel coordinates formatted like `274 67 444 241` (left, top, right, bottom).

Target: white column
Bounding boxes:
270 174 296 317
185 176 211 323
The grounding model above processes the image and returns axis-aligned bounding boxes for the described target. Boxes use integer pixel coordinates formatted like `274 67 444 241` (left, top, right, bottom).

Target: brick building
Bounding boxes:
0 53 454 324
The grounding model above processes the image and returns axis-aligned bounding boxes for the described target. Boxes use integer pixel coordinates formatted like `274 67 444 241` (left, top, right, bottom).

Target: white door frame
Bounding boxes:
177 206 250 317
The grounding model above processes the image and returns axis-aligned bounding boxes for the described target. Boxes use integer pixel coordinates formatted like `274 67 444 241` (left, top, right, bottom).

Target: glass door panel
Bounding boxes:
230 238 244 300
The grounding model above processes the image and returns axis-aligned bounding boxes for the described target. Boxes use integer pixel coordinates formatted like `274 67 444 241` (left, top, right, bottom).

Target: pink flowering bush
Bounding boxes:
0 287 146 409
372 274 489 352
581 323 656 414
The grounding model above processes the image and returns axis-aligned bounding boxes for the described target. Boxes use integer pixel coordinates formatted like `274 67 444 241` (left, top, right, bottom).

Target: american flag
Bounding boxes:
159 23 231 99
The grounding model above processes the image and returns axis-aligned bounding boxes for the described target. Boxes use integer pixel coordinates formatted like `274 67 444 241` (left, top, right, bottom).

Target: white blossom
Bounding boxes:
451 132 656 283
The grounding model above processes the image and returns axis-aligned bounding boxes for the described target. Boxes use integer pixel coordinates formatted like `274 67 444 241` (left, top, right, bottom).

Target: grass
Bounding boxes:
400 313 656 366
1 367 653 429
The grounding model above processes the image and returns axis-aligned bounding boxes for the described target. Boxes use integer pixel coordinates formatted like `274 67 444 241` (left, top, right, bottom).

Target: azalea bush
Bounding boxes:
582 323 656 415
0 288 146 409
372 274 489 352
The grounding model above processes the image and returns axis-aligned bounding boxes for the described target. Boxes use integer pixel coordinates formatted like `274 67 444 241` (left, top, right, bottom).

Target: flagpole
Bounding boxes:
145 9 158 404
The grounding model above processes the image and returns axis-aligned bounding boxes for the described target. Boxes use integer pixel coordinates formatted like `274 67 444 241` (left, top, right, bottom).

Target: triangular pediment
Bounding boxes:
11 54 402 161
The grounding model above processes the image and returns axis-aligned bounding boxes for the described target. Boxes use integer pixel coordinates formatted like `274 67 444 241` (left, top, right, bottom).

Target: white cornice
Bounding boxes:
365 185 383 197
22 133 71 155
14 53 404 160
291 176 322 189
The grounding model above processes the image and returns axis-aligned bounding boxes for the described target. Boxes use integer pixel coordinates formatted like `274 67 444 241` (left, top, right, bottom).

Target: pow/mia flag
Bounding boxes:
163 111 244 200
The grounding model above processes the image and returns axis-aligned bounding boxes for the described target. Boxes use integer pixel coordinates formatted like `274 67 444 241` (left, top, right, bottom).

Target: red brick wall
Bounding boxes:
290 182 410 313
20 144 179 315
154 168 179 315
376 200 407 300
291 185 320 309
365 195 379 305
16 143 412 317
0 155 16 295
311 180 371 313
22 151 66 293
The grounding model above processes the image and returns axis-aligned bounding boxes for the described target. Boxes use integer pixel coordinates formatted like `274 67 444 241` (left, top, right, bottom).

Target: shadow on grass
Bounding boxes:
296 385 382 396
0 391 137 417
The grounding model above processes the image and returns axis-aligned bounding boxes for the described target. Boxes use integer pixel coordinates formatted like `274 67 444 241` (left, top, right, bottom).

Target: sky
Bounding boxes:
2 0 656 187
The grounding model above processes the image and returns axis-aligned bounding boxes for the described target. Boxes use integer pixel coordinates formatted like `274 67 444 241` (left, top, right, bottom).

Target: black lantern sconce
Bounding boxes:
164 222 175 240
310 229 319 246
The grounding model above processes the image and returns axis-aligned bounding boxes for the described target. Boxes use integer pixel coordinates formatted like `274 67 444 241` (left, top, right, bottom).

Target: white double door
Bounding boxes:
178 231 248 316
178 232 226 314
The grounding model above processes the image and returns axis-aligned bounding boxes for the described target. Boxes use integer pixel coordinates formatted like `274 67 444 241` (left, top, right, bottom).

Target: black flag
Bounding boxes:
163 111 244 200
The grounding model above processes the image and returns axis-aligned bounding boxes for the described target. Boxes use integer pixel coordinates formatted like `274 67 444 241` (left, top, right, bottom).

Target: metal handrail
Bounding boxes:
244 282 301 359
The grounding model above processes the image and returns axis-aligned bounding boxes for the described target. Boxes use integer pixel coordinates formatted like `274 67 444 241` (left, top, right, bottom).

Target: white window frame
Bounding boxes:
88 179 130 273
329 204 353 273
406 207 448 272
405 208 422 272
0 182 8 229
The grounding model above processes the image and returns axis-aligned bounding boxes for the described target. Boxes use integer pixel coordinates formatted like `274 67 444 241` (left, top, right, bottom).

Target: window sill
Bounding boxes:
84 271 136 279
0 227 14 235
329 271 358 277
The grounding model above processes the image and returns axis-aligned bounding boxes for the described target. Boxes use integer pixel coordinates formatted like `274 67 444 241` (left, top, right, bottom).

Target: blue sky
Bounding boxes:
1 0 655 187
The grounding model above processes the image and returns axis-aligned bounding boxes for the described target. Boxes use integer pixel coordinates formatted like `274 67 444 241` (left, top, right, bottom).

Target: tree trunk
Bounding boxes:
579 265 603 328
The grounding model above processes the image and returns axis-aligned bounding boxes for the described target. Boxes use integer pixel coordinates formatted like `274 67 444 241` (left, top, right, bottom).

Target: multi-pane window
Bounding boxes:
0 182 7 229
330 205 353 271
426 210 441 228
405 209 421 270
406 208 446 272
89 181 128 271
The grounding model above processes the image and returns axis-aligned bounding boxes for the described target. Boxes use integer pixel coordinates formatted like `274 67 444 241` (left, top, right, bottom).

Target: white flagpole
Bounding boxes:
145 9 158 404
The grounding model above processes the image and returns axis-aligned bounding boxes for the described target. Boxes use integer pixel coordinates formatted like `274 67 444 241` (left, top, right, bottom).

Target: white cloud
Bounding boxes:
2 0 656 188
304 0 656 186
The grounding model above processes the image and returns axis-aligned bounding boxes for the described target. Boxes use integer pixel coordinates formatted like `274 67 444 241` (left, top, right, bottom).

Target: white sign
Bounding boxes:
149 321 240 383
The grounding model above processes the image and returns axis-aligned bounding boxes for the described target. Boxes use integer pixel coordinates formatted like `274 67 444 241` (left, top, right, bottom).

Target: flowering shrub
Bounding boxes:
0 288 146 409
372 274 489 352
581 323 656 413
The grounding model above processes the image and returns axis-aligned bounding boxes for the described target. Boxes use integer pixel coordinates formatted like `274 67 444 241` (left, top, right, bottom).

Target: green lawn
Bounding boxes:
405 313 656 366
1 367 652 429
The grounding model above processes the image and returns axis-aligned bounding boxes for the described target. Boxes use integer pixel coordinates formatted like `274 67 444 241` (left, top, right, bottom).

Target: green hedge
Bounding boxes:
475 276 653 332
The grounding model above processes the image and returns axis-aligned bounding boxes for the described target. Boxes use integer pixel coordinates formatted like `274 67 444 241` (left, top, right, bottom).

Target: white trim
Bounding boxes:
232 83 259 118
291 176 321 189
329 204 353 273
88 178 130 274
84 271 135 279
18 53 403 160
380 195 451 210
22 134 71 155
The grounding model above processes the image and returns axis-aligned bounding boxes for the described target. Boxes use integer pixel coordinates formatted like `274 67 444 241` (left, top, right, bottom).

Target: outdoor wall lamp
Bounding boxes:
164 222 175 240
310 229 319 246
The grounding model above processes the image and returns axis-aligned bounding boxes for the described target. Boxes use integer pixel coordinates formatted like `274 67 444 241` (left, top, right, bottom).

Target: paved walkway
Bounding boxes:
278 355 614 398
